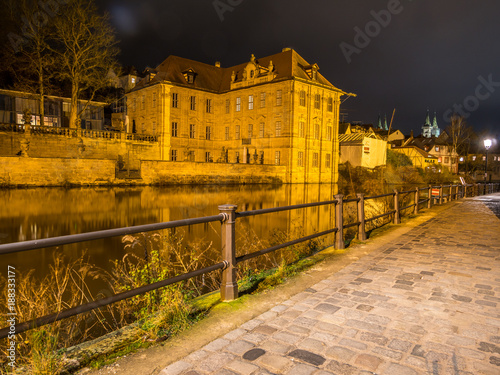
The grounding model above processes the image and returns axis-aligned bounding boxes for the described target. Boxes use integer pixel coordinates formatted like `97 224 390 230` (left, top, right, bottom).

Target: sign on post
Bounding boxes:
431 188 440 197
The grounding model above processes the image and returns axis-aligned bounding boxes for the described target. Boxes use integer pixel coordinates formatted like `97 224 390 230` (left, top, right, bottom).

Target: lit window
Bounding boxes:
172 93 178 108
472 156 476 161
483 156 486 161
248 124 253 138
189 124 195 139
248 95 254 110
275 121 281 137
236 97 241 112
435 146 440 152
171 122 178 137
299 121 304 137
314 94 320 109
260 92 266 108
190 96 196 110
276 90 282 106
171 149 177 161
298 151 303 167
275 151 281 165
259 122 264 138
313 153 319 167
299 91 306 106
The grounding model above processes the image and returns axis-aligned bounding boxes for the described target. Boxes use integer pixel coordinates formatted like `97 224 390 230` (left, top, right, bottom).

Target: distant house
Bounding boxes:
405 132 458 173
391 145 439 170
339 132 387 169
0 89 106 130
338 123 387 168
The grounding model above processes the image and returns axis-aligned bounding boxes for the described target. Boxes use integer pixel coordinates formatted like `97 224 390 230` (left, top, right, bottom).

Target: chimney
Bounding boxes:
410 130 414 138
215 61 221 68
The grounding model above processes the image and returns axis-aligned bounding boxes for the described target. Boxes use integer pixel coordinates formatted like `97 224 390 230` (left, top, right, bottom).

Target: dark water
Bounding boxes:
0 184 341 283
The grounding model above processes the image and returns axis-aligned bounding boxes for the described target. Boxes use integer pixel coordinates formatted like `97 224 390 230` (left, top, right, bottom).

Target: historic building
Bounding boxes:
126 48 351 183
421 110 441 138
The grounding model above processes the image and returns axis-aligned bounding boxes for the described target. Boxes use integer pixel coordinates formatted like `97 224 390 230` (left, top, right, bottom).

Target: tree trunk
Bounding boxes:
70 83 79 129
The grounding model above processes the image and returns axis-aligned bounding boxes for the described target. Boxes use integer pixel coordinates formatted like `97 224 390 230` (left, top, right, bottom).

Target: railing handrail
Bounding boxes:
0 182 498 340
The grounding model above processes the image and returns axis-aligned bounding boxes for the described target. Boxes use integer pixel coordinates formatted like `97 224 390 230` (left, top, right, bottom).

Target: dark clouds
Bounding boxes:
97 0 500 138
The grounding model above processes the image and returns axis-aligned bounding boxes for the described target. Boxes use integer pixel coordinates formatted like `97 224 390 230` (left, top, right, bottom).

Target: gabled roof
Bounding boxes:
393 145 438 159
339 133 379 143
132 49 346 94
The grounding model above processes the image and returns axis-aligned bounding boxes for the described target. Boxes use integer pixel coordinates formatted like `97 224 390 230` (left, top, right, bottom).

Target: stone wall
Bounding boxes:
0 131 161 169
0 157 116 187
141 160 288 185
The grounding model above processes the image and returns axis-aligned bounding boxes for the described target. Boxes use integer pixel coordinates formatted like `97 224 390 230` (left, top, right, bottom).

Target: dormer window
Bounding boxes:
304 63 319 80
182 69 196 84
250 70 254 79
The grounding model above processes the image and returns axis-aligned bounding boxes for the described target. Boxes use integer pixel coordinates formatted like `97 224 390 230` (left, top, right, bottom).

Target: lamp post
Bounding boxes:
484 139 492 182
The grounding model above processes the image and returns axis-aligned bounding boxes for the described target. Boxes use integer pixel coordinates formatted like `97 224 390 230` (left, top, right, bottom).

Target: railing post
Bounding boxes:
464 184 468 198
414 188 419 215
455 185 459 200
335 194 344 249
439 185 443 204
219 204 238 301
428 185 432 209
356 193 366 241
393 189 400 224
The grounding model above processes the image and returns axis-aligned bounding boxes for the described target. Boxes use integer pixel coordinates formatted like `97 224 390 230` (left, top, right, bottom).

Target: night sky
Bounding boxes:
98 0 499 140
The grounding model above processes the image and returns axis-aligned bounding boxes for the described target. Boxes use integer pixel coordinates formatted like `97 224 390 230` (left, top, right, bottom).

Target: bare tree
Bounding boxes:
2 0 57 127
51 0 119 129
446 114 476 173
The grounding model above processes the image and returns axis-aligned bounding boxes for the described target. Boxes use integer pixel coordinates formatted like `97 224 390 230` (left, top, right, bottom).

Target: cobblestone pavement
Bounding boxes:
159 196 500 375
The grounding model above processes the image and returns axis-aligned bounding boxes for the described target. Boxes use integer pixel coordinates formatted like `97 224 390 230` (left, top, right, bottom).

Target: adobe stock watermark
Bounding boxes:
7 0 70 53
443 74 500 122
340 0 415 64
213 0 244 22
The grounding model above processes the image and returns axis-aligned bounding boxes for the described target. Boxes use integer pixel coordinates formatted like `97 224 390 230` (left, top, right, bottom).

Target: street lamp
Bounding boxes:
484 139 492 181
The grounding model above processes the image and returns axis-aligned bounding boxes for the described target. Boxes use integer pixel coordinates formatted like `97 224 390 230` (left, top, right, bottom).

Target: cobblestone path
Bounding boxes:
160 196 500 375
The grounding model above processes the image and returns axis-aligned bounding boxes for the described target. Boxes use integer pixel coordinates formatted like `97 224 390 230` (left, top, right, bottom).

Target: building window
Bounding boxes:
152 121 156 135
190 96 196 110
327 97 333 112
326 126 332 141
313 152 319 167
235 125 240 139
171 122 178 137
172 93 178 108
435 146 440 152
206 99 212 113
205 152 211 162
171 149 177 161
275 151 280 165
235 151 240 163
133 98 136 111
236 97 241 112
472 156 476 161
226 99 230 113
298 151 303 167
141 123 145 133
225 126 229 140
444 157 449 163
259 122 265 138
314 94 320 109
248 95 254 110
299 121 304 137
482 156 486 161
142 95 145 110
275 121 282 137
260 92 266 108
189 124 195 139
438 157 442 163
314 124 320 140
326 153 331 168
276 90 282 106
248 124 253 138
152 93 156 108
300 90 306 106
206 126 211 140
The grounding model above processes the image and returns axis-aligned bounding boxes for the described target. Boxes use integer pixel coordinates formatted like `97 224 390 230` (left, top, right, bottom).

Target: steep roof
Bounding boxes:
132 49 346 94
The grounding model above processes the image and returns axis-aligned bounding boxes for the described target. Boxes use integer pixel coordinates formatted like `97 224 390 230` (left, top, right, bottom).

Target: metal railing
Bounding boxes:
0 182 498 339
